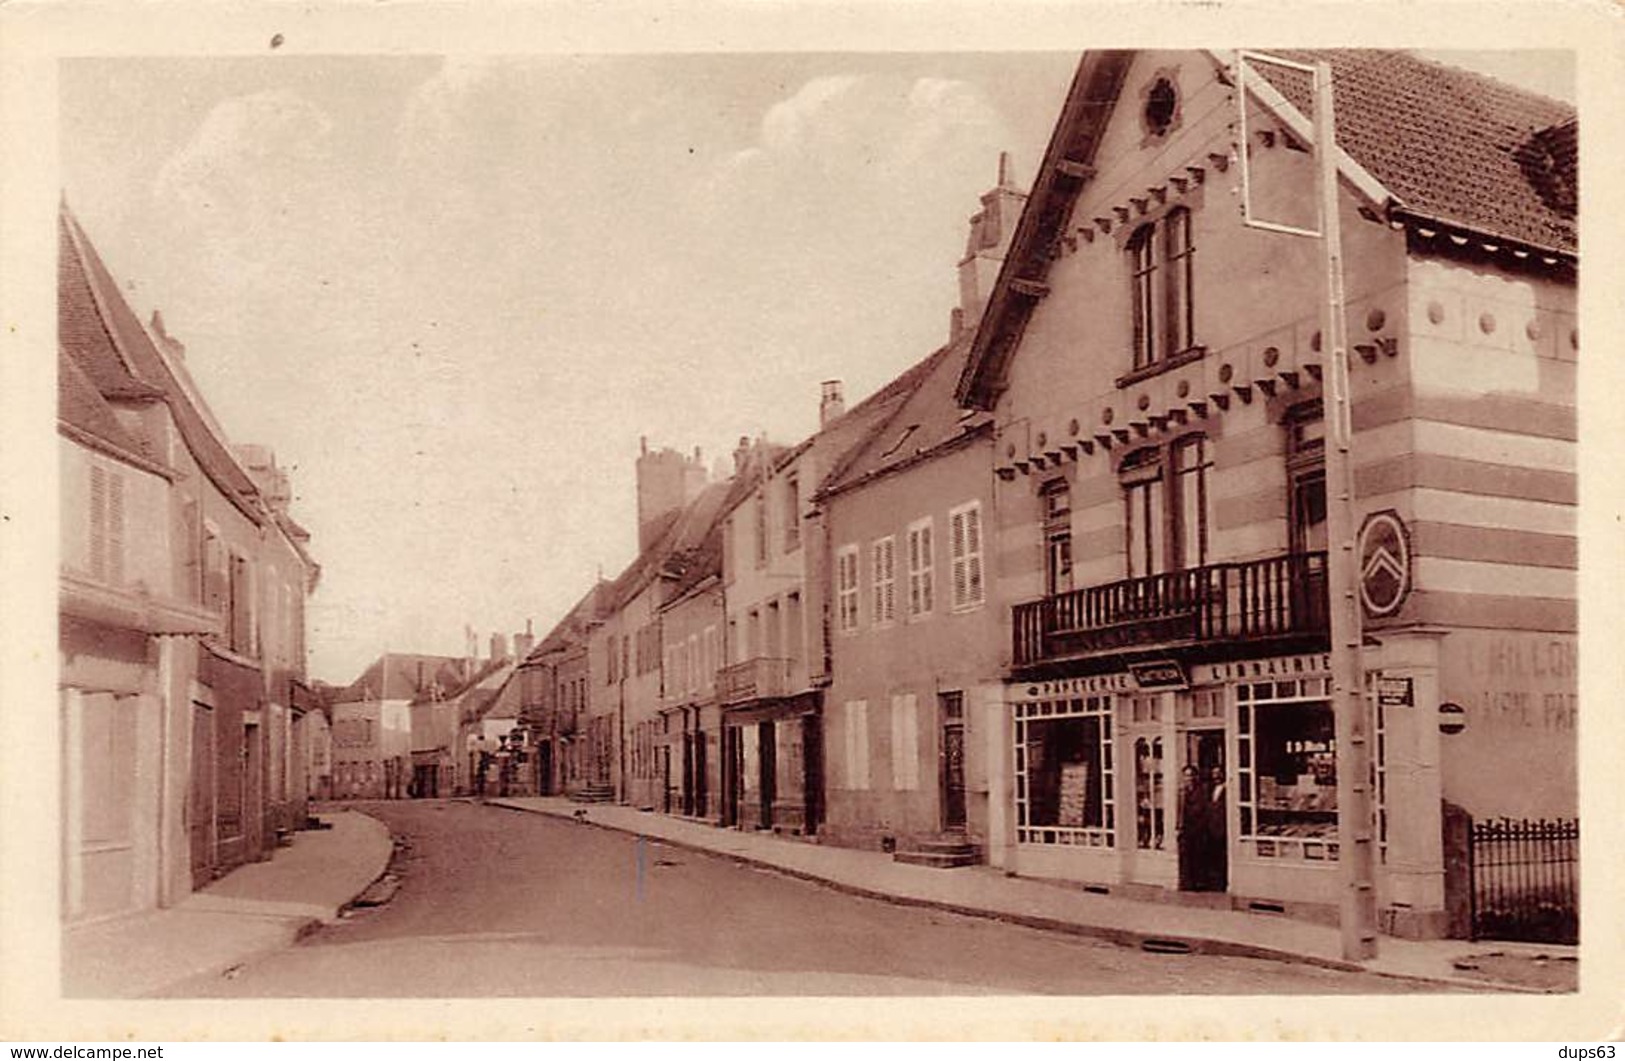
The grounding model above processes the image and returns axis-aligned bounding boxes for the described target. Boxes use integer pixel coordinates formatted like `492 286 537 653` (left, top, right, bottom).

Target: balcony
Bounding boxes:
1013 551 1328 669
717 656 792 706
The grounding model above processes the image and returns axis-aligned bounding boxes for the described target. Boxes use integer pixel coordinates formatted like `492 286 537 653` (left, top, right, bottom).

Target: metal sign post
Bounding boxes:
1237 51 1378 962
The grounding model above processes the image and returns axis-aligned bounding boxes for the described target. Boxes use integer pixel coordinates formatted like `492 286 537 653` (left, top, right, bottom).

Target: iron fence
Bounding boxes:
1469 816 1578 944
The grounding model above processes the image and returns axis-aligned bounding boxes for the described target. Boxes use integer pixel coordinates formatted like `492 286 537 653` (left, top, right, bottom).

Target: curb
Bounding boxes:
485 799 1551 994
334 810 402 918
142 811 395 998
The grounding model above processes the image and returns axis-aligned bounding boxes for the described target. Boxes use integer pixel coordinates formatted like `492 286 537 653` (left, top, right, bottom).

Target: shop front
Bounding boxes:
719 693 820 835
1007 650 1350 914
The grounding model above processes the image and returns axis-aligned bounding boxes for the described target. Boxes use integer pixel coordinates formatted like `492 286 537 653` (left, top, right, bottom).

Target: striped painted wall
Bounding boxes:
1377 256 1577 634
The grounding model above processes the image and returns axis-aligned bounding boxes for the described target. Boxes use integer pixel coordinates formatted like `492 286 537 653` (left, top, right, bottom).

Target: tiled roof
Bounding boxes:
818 340 991 498
604 478 732 612
525 581 611 662
958 49 1577 410
337 651 469 703
57 342 164 470
1263 49 1576 255
60 206 267 524
658 444 785 602
58 213 167 406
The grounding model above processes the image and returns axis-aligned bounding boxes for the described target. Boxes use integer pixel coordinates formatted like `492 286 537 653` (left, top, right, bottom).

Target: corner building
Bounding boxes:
957 51 1576 938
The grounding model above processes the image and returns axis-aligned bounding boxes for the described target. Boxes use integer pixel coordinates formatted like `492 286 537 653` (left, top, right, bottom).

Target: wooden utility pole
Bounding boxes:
1237 51 1379 961
1311 58 1379 962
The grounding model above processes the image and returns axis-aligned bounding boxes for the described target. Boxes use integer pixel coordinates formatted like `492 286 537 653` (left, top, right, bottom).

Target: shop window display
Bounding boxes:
1015 696 1115 847
1134 736 1166 850
1236 676 1340 861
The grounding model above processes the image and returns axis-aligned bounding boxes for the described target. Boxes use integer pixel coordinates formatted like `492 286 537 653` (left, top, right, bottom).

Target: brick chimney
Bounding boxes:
514 619 535 660
953 151 1026 341
731 435 752 476
819 380 845 428
234 443 292 515
490 632 509 663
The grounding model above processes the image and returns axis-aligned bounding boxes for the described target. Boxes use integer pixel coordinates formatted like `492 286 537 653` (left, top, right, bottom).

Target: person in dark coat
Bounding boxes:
1201 765 1229 891
1177 765 1206 889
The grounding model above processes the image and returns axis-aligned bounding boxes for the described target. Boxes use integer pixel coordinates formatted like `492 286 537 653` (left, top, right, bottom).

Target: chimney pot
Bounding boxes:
819 380 846 427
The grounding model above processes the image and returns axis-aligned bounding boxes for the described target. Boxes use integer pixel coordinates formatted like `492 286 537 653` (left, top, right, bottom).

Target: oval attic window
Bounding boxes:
1144 77 1178 137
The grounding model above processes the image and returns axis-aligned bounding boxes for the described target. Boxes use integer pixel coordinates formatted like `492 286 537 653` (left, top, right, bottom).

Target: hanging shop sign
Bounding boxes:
1376 675 1415 707
1358 509 1412 619
1129 659 1189 690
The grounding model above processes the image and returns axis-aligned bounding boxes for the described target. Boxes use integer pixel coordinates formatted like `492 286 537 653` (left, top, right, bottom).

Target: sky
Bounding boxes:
58 48 1574 684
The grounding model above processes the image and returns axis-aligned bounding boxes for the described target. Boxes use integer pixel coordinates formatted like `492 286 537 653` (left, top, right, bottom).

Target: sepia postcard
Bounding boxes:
1 0 1622 1044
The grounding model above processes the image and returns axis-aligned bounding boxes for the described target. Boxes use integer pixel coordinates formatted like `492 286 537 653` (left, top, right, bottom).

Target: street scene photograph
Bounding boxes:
21 18 1602 1036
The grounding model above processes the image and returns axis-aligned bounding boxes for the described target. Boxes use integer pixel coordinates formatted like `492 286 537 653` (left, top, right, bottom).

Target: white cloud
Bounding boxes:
154 89 334 222
759 75 863 152
395 55 507 162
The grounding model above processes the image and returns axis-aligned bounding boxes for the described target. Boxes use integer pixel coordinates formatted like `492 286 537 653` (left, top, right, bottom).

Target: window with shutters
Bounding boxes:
906 517 934 618
836 545 860 633
228 552 257 657
783 474 800 552
88 464 126 585
890 693 919 791
948 502 985 611
843 699 870 790
180 497 201 601
703 625 719 690
870 536 896 626
753 489 768 569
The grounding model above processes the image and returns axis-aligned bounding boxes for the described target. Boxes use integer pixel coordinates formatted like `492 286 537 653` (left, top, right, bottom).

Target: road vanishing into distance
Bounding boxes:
163 800 1449 997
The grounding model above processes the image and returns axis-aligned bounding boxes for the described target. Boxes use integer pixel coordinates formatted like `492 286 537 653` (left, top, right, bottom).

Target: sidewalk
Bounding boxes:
62 808 393 998
489 796 1578 993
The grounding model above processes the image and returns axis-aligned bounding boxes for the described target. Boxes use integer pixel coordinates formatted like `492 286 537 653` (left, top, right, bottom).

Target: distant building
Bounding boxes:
331 653 464 799
517 584 609 797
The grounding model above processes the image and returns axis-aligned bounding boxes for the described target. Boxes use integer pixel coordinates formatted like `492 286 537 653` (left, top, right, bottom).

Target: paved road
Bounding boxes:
163 800 1449 997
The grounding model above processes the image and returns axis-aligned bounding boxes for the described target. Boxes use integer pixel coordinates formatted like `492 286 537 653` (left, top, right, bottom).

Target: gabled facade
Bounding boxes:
332 652 464 799
957 50 1576 938
58 205 320 922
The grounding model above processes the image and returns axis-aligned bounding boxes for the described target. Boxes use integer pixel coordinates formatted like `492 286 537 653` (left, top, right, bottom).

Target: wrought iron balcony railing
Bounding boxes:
1012 551 1328 668
717 656 792 706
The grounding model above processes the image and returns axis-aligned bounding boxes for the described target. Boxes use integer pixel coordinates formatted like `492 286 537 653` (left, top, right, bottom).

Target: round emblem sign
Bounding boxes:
1358 510 1411 619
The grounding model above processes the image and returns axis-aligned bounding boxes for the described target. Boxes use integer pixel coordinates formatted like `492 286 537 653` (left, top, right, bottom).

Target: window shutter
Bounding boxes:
106 472 124 585
965 505 983 605
950 510 967 607
88 464 107 579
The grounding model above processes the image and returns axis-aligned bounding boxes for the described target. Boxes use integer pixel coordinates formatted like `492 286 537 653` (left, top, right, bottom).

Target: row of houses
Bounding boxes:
57 205 326 925
386 49 1578 942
